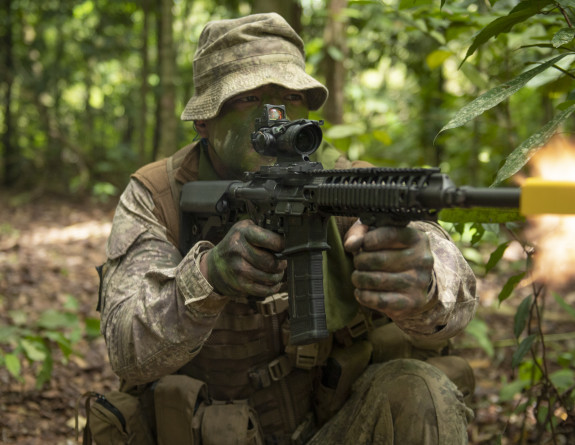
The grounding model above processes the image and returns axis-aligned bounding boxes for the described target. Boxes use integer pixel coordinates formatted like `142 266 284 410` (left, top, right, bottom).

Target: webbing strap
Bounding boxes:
214 312 265 331
200 337 267 360
249 355 293 390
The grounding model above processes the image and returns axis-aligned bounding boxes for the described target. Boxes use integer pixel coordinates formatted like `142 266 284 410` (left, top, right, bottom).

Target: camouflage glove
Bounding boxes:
343 222 435 320
201 219 287 297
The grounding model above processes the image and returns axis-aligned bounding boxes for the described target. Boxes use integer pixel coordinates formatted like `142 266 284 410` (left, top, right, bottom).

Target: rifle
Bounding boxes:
179 104 521 345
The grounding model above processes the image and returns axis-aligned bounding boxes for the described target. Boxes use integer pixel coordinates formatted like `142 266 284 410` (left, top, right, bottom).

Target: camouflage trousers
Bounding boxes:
307 358 474 445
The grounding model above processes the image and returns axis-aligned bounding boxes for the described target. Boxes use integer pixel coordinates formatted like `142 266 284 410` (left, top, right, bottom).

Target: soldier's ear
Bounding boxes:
194 121 209 138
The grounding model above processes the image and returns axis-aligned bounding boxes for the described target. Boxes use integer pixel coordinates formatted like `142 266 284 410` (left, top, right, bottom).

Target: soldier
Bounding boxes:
93 12 476 445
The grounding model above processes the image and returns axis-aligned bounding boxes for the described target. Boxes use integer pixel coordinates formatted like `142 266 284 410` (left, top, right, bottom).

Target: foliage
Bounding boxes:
449 219 575 442
0 295 100 389
1 0 573 191
1 0 575 441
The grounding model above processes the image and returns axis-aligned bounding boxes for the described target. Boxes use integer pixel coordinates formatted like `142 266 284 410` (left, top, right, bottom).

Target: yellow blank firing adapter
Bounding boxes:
520 178 575 216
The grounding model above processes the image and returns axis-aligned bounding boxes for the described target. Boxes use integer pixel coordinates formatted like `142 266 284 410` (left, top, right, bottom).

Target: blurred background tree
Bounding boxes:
1 0 573 199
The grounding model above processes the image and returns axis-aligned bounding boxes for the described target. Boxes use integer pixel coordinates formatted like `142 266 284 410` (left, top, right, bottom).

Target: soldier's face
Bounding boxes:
199 85 309 179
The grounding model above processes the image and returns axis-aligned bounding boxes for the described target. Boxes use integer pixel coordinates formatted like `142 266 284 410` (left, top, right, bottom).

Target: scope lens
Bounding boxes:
292 124 322 155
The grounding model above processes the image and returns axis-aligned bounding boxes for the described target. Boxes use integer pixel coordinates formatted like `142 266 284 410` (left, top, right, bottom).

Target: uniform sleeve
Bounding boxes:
99 179 228 385
393 221 478 343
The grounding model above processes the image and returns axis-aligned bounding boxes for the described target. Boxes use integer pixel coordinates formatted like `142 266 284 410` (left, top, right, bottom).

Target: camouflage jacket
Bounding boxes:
99 144 478 385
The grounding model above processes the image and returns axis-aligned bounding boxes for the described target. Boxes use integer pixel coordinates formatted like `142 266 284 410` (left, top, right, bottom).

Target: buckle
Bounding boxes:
268 355 292 381
249 355 292 390
295 343 319 370
346 313 368 339
256 293 289 316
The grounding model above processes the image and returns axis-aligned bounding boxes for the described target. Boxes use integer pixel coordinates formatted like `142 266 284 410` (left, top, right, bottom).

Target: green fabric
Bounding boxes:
323 218 358 331
315 142 359 331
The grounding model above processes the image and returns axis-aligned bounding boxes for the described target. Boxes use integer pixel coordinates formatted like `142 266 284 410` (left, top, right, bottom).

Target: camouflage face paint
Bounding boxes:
204 85 309 179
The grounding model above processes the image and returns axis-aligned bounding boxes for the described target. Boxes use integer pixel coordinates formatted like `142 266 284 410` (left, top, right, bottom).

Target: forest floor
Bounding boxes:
1 192 574 444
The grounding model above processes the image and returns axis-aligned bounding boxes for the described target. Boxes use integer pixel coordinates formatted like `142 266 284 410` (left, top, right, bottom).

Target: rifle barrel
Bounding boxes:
451 187 521 209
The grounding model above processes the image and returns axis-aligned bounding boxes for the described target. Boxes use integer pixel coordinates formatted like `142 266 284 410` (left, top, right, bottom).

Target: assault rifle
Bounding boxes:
179 105 521 345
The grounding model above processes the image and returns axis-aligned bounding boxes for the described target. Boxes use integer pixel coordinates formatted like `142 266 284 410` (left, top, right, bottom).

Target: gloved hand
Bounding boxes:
343 222 435 320
201 219 287 297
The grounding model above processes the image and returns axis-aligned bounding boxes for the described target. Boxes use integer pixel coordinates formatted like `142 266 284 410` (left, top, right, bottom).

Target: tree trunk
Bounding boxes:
139 0 151 164
155 0 177 160
252 0 302 34
2 0 17 186
322 0 347 125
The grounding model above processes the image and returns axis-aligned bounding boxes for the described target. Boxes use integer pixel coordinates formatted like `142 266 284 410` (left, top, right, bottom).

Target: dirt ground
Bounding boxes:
0 192 574 444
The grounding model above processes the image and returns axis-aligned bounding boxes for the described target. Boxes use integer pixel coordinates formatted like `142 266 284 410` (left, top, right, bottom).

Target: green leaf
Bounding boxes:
63 295 79 311
4 353 22 379
513 295 532 339
558 352 573 369
398 0 432 10
438 54 571 139
470 222 485 245
485 241 511 274
518 358 542 383
552 293 575 320
85 318 101 339
465 318 494 357
493 103 575 185
35 351 53 389
500 378 529 401
426 49 451 70
498 271 526 304
20 338 48 362
37 310 79 330
461 0 554 65
512 334 536 368
558 100 575 111
43 331 74 359
550 369 575 392
0 325 21 343
9 310 28 326
552 28 575 48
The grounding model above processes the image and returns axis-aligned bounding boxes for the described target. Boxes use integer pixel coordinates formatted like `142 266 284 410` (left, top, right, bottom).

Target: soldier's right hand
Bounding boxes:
200 219 287 297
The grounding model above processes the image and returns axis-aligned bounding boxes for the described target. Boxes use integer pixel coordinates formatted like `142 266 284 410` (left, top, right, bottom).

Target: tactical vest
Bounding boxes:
131 142 360 442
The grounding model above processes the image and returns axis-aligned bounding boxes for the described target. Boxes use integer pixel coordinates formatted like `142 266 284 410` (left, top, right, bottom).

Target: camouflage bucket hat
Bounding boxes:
181 13 328 121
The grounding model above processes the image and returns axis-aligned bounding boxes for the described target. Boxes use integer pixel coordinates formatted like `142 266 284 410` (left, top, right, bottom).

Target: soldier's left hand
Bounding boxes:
344 222 435 320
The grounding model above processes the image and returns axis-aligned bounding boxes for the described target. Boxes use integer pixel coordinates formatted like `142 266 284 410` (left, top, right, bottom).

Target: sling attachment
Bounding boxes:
249 355 293 389
256 292 289 316
334 311 370 347
286 343 322 370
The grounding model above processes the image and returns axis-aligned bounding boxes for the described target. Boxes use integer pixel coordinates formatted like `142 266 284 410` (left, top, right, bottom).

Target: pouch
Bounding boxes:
154 374 209 445
201 400 264 445
83 390 155 445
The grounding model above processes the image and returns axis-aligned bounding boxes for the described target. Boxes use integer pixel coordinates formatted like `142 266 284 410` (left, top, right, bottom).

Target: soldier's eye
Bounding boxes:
285 93 304 103
235 95 259 103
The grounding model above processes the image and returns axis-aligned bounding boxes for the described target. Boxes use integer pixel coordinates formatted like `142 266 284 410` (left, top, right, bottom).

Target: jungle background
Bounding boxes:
1 0 575 443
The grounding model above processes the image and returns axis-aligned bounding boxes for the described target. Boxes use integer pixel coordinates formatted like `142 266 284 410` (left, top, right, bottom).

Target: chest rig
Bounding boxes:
132 143 337 439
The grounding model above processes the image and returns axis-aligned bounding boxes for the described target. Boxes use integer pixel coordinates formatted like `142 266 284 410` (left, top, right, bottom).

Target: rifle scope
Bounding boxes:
251 104 323 159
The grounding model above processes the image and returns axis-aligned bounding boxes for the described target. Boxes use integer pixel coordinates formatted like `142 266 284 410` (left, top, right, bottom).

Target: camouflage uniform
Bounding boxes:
98 12 477 445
